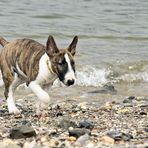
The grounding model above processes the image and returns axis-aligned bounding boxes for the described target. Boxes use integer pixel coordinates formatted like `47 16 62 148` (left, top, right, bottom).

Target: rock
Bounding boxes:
56 112 63 117
49 129 58 137
88 84 117 94
69 128 91 138
78 102 88 110
56 116 77 129
139 111 147 115
16 119 32 126
123 96 135 103
107 131 133 141
0 109 7 116
139 103 148 108
103 84 117 93
104 102 112 110
75 133 90 146
123 99 132 104
123 103 133 107
78 119 94 129
127 96 136 100
116 108 130 114
67 136 77 141
101 136 115 145
144 128 148 132
10 125 36 139
0 139 20 148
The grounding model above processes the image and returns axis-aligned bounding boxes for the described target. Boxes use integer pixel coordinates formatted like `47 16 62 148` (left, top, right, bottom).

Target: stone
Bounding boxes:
103 84 117 93
127 96 135 100
78 119 94 129
116 108 129 114
139 111 147 115
89 84 117 94
16 119 32 126
107 131 133 141
69 128 91 139
101 136 115 145
78 102 88 110
123 99 132 104
76 133 90 146
67 136 77 141
123 96 135 103
144 127 148 132
10 125 36 139
49 129 58 137
56 116 77 129
104 102 112 110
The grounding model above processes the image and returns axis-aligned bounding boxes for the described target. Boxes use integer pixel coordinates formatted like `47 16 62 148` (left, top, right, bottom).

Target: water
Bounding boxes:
0 0 148 93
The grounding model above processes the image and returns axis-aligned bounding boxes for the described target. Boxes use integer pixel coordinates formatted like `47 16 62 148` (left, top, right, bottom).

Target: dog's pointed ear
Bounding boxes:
67 36 78 56
46 35 59 57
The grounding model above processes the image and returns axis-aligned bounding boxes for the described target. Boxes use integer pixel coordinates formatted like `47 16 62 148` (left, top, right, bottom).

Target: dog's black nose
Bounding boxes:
67 79 75 86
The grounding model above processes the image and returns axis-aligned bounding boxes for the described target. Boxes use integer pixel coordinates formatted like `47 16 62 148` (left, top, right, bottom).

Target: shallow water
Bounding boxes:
0 0 148 95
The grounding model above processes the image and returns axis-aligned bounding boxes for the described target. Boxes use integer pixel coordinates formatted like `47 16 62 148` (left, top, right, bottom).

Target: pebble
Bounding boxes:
48 129 58 137
116 108 130 114
10 125 36 139
104 102 112 110
67 136 77 141
0 93 147 147
69 128 91 138
75 133 90 146
144 127 148 132
56 116 77 129
78 102 88 110
101 136 115 145
78 119 94 129
107 131 133 141
139 111 147 115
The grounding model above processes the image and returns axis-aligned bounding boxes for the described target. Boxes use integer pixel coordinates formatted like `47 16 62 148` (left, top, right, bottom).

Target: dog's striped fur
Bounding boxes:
0 35 78 115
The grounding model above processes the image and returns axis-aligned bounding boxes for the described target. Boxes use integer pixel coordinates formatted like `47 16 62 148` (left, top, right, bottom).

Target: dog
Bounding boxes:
0 35 78 115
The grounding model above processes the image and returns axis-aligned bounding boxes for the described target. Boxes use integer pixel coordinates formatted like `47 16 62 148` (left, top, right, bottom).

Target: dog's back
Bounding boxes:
0 38 46 84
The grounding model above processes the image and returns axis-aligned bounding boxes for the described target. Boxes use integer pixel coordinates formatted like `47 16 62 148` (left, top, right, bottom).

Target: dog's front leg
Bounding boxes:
29 81 51 116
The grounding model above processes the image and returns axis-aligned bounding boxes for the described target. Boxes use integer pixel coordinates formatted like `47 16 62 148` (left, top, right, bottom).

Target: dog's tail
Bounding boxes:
0 36 9 47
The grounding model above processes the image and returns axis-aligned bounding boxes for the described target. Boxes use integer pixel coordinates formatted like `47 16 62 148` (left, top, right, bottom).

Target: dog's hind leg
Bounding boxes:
4 73 23 114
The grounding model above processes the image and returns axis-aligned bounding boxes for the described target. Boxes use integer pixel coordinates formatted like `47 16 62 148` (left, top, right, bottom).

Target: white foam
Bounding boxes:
116 72 148 83
76 66 109 87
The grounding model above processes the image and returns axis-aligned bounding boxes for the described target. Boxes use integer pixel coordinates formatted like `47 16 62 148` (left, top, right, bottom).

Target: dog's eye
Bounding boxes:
58 62 63 65
58 60 66 66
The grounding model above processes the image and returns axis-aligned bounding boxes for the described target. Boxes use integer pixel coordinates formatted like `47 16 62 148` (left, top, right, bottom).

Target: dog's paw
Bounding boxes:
8 107 21 114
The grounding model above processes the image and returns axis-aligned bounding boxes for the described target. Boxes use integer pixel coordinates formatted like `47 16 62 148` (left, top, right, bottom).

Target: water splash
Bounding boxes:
76 66 110 87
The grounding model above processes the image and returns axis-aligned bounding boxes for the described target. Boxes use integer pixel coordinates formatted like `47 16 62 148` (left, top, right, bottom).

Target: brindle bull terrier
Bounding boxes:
0 35 78 116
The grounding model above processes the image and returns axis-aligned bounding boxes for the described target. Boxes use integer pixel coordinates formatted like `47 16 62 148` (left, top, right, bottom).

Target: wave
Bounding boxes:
76 66 110 87
76 62 148 86
0 62 148 88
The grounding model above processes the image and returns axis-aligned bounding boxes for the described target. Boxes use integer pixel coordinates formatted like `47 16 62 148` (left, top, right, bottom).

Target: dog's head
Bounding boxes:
46 35 78 86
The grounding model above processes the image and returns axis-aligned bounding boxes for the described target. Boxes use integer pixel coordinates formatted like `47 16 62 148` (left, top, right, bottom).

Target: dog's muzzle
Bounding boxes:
66 79 75 86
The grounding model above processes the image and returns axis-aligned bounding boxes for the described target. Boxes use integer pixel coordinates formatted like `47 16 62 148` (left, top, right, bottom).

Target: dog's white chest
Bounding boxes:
36 53 57 85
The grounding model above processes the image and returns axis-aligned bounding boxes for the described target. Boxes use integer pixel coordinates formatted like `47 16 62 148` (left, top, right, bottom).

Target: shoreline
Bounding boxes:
0 85 147 147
